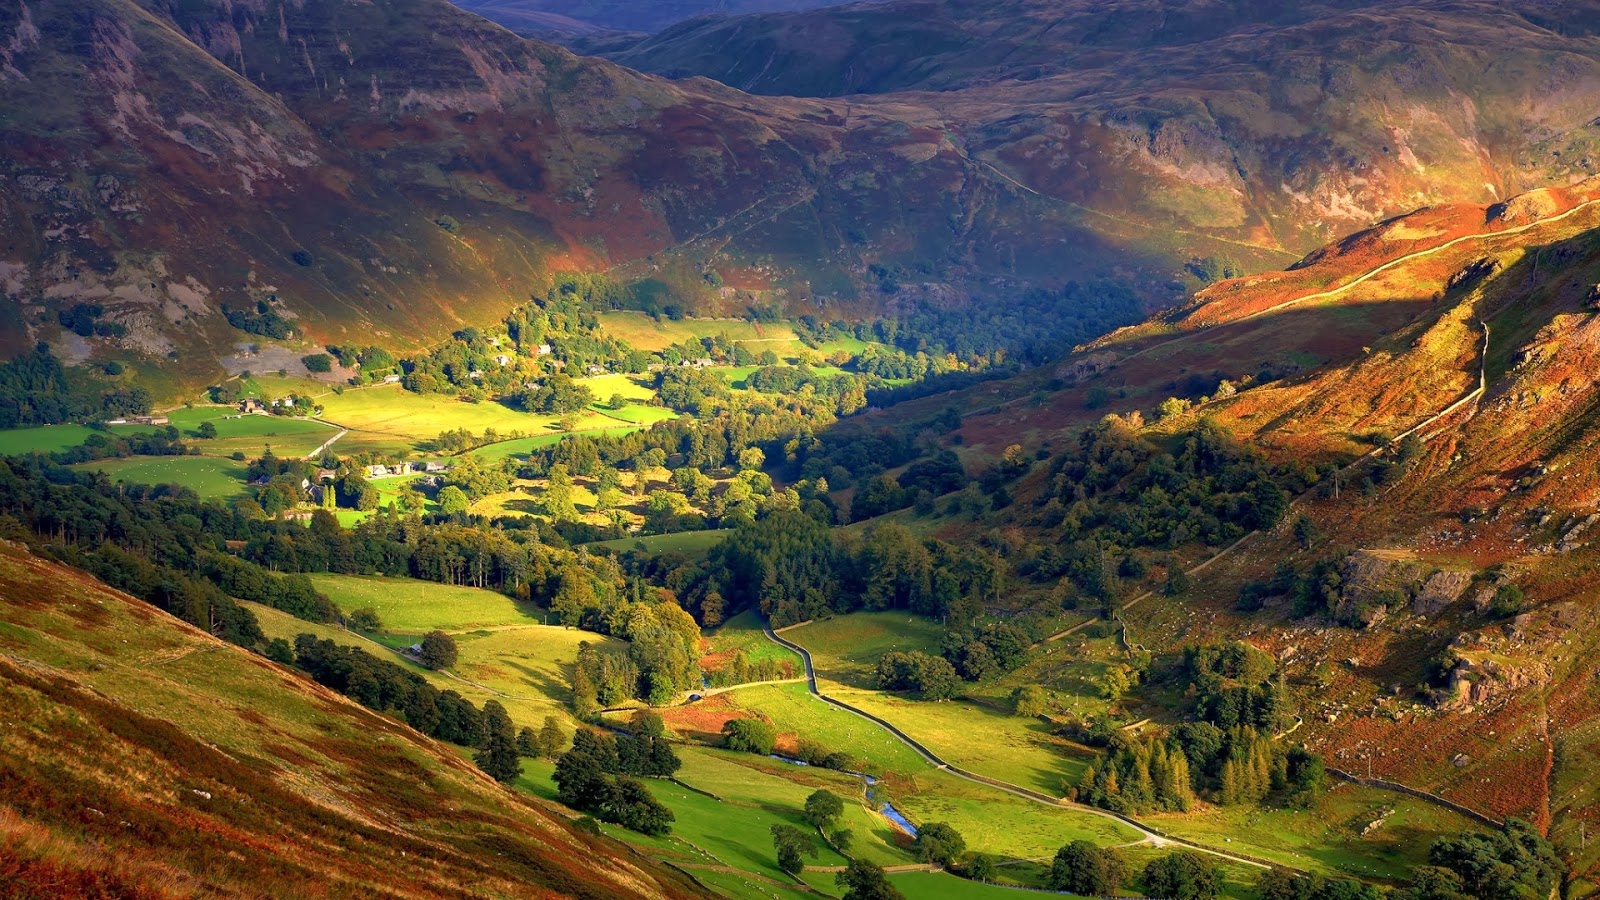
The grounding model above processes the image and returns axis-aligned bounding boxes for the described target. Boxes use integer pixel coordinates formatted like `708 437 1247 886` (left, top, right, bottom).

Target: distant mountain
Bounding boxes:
450 0 862 37
1 0 1204 382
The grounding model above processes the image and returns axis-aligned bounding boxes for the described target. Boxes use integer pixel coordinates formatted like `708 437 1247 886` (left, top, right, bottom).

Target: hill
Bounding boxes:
856 175 1600 888
605 0 1600 260
1 0 1219 389
0 541 708 898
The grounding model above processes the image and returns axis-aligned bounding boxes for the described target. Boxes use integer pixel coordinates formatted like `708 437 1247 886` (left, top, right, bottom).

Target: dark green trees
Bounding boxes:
475 700 522 784
722 718 777 755
1141 850 1220 900
804 789 845 829
1049 840 1127 894
418 630 458 670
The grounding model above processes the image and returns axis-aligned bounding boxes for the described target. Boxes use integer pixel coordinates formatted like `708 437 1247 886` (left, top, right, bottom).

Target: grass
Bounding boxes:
598 312 798 352
894 768 1139 860
705 610 804 670
593 403 680 425
723 682 932 776
306 574 541 633
314 383 556 443
576 372 656 401
74 455 247 499
585 530 732 556
0 424 105 455
449 626 621 707
782 613 947 689
887 872 1090 899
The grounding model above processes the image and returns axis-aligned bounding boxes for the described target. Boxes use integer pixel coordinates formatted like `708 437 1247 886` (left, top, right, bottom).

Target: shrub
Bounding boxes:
418 631 458 670
721 718 776 755
301 353 333 373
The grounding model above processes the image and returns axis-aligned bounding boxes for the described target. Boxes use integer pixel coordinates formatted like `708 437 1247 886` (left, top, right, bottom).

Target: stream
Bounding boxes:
767 756 918 837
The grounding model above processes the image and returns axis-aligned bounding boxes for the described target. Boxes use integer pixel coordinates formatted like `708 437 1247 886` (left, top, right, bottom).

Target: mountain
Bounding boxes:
0 541 706 898
1 0 1233 385
604 0 1600 262
871 174 1600 881
450 0 862 38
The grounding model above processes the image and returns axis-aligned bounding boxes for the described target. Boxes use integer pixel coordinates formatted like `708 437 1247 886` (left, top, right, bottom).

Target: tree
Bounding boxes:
301 352 333 373
197 420 218 439
913 821 965 866
419 630 458 670
1049 840 1127 895
1011 684 1049 717
965 853 997 883
771 824 818 875
836 859 905 900
516 726 538 757
739 446 766 472
543 463 579 522
721 718 776 755
263 638 295 665
474 700 522 784
1293 513 1321 549
537 715 565 758
347 607 382 632
804 789 845 829
437 485 470 516
1141 850 1220 900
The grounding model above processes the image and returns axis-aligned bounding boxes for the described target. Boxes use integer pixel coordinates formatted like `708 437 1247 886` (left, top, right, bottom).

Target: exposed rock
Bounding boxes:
1412 569 1473 617
1055 351 1121 385
1447 256 1502 292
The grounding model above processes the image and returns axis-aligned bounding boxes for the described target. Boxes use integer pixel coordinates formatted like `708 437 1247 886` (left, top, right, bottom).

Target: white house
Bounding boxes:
494 354 512 366
535 343 553 356
383 373 402 384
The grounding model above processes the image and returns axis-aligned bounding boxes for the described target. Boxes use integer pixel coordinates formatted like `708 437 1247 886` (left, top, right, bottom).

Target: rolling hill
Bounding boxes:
0 540 708 898
450 0 861 38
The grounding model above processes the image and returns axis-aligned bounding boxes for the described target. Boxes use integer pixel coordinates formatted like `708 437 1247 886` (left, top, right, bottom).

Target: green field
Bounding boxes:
706 610 805 670
576 372 656 401
177 408 337 458
782 613 947 689
887 872 1089 899
586 529 732 556
306 574 540 633
244 601 575 730
314 383 557 443
598 312 799 352
593 403 679 425
0 424 104 455
75 455 247 499
724 682 932 776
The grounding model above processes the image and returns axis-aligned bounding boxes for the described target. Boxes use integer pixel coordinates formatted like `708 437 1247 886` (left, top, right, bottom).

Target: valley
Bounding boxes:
4 0 1600 898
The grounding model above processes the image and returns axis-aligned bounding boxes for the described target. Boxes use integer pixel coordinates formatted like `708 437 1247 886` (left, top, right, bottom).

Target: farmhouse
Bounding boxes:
383 373 402 384
424 461 449 473
535 343 553 356
239 398 264 413
494 354 512 366
131 415 170 426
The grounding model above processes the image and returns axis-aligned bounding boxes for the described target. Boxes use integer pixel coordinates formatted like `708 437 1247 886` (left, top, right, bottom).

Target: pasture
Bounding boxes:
306 574 540 633
0 424 104 455
782 613 946 689
597 312 799 352
75 455 247 499
723 682 931 776
704 610 804 670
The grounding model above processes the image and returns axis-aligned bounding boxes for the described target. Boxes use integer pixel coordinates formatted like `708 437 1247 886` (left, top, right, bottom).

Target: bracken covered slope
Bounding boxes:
918 176 1600 891
0 542 709 898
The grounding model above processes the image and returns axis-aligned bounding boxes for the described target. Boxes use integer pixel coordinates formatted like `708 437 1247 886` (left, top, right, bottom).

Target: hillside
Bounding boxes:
864 175 1600 888
606 0 1600 259
1 0 1226 390
0 542 708 898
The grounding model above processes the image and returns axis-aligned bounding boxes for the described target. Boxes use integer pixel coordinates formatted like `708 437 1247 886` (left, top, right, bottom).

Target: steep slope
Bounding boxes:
2 0 1218 387
0 542 708 898
608 0 1600 257
897 176 1600 886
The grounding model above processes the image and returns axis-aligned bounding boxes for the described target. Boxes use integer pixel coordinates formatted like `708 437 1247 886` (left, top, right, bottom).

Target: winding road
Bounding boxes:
762 625 1288 872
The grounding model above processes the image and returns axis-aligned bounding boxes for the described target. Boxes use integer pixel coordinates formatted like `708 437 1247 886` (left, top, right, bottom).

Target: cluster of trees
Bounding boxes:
1021 422 1298 604
0 344 152 427
1397 819 1560 900
51 427 190 465
291 634 497 748
504 374 595 414
697 513 1004 628
551 726 677 835
565 596 701 711
1078 722 1325 814
1183 642 1293 731
1257 871 1385 900
940 622 1030 682
875 651 960 700
58 303 126 338
222 300 296 339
